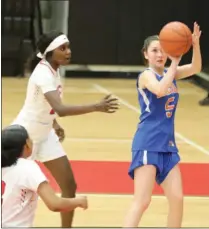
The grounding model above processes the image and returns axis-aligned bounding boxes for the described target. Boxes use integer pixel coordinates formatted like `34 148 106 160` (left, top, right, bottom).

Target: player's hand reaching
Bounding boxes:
96 94 119 113
192 22 201 47
77 196 88 210
53 120 65 142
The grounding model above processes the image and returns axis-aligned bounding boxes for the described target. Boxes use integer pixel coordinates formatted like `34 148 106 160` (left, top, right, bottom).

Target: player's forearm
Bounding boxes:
159 61 178 96
51 197 81 212
191 44 202 73
45 91 99 117
56 104 98 117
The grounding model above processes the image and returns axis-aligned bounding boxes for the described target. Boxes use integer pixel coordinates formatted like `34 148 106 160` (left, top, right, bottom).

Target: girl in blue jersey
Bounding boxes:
124 22 202 227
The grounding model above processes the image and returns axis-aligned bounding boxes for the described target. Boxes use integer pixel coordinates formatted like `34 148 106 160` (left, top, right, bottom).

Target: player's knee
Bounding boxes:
140 198 151 211
133 197 151 212
169 191 183 205
174 192 183 203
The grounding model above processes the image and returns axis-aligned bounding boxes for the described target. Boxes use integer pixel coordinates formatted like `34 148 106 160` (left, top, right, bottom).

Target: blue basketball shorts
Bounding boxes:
128 150 180 184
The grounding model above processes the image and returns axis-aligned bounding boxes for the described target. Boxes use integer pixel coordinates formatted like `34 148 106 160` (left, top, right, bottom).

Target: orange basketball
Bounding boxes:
159 21 192 57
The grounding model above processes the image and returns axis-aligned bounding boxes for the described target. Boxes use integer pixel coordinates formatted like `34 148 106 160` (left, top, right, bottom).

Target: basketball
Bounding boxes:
159 21 192 57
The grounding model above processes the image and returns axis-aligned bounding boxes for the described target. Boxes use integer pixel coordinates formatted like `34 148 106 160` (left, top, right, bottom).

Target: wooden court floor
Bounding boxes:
2 77 209 227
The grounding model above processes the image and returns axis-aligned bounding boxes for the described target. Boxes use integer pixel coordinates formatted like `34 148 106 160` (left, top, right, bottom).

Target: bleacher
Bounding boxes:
1 0 42 76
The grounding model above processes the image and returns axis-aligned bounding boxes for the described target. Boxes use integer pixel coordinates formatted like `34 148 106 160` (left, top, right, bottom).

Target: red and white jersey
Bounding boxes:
13 60 63 142
2 158 47 227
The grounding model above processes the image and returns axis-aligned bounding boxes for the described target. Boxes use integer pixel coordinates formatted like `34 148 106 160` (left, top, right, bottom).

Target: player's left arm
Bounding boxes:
175 22 202 80
53 119 65 142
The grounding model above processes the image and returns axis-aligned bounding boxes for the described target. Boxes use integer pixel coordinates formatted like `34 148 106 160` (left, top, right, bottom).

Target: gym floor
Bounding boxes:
2 77 209 227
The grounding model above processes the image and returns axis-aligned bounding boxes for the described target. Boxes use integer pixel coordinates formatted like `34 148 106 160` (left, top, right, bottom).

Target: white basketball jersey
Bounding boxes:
2 158 47 227
13 60 62 142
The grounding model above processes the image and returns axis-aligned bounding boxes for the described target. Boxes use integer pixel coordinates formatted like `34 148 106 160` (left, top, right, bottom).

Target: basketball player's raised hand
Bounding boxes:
192 22 201 46
96 94 119 113
167 55 182 65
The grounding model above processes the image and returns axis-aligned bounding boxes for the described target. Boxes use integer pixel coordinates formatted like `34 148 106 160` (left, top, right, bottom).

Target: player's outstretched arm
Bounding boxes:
37 181 88 212
175 22 202 80
44 92 119 117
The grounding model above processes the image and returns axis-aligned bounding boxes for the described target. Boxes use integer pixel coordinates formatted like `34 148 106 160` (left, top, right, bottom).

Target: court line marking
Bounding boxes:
2 87 203 95
38 193 209 201
2 115 186 145
0 119 187 145
78 193 209 200
93 83 209 156
65 137 185 144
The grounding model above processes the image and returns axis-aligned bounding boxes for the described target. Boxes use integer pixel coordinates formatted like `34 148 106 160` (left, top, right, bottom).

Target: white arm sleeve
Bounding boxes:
34 66 57 94
23 161 48 192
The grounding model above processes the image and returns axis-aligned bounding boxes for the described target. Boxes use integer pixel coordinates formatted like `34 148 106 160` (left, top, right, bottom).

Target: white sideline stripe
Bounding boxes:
197 71 209 81
38 193 209 200
175 132 209 155
2 87 204 95
66 137 131 143
65 137 185 144
61 64 146 72
93 83 209 156
61 64 209 82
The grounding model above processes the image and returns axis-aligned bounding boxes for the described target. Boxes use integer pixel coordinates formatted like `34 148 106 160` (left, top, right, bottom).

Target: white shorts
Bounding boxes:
30 129 66 162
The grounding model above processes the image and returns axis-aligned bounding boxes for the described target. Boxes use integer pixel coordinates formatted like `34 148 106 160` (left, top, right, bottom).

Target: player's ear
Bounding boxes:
144 51 148 60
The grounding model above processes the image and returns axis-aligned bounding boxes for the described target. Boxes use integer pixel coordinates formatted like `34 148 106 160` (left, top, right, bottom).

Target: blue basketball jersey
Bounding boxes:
132 68 179 153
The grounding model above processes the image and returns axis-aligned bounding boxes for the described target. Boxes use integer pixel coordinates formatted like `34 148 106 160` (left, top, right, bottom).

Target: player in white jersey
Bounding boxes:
2 125 88 227
12 31 119 227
